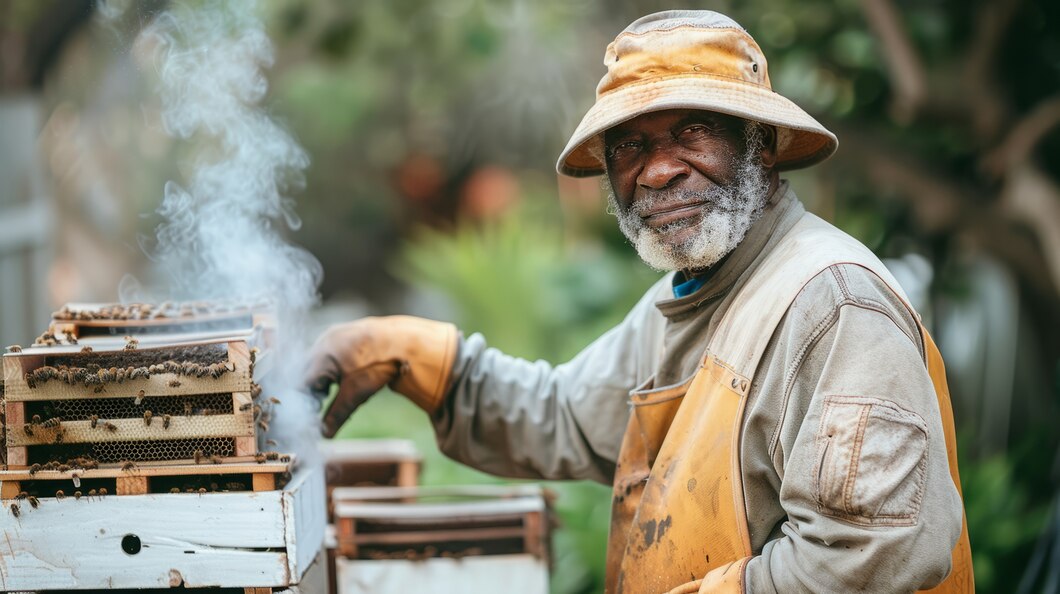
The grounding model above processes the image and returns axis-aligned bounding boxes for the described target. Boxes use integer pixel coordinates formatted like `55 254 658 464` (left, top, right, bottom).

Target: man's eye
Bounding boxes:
607 141 642 160
679 124 716 138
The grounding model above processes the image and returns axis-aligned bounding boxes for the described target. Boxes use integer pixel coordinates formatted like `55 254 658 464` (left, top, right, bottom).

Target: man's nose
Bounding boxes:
637 148 690 190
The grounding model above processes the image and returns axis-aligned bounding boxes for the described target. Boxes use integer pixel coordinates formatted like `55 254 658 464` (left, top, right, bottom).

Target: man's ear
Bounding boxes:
759 125 778 169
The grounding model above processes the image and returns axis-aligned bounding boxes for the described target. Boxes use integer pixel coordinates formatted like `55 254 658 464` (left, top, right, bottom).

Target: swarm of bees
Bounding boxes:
23 358 233 388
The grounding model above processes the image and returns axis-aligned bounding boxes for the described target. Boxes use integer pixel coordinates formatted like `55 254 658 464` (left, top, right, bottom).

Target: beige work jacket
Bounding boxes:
432 182 965 592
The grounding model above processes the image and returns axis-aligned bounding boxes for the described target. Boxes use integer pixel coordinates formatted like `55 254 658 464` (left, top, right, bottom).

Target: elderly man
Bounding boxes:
307 10 972 593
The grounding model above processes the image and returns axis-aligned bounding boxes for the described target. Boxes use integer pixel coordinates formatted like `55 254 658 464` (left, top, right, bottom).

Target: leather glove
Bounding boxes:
305 315 459 437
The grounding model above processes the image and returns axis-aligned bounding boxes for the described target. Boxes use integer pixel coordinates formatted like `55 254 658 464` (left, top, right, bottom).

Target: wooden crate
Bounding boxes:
332 485 550 594
321 439 421 506
48 301 270 339
0 461 325 591
332 484 550 562
2 337 260 467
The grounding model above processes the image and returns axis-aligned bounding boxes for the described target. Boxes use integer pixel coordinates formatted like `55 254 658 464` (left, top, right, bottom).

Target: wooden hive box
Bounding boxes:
331 485 550 594
0 463 326 591
0 315 295 499
2 335 262 470
321 439 421 509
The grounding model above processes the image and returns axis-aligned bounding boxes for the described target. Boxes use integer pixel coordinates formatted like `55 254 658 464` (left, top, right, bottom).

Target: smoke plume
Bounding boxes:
136 0 323 461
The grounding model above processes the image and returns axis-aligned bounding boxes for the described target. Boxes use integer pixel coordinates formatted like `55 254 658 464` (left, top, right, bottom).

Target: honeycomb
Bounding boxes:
30 437 235 464
29 393 234 421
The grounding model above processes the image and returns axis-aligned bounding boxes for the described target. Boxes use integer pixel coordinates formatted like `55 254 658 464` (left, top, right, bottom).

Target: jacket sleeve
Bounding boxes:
742 268 964 593
430 277 669 485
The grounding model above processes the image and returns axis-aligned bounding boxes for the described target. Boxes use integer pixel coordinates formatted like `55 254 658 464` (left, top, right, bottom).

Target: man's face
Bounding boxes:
604 109 775 273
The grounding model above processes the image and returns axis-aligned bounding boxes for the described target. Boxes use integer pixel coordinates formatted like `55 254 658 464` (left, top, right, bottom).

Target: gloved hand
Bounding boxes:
304 315 459 437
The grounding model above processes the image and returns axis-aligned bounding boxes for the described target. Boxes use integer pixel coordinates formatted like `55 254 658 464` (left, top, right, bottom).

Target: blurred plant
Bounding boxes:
960 429 1053 591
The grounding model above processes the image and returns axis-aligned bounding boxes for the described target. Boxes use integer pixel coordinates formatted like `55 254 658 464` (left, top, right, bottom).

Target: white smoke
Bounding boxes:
136 0 323 463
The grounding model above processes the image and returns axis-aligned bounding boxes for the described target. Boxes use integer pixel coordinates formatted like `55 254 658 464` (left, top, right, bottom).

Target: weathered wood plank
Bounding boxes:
0 465 323 590
0 488 289 589
116 475 149 495
6 412 254 446
285 465 326 582
0 459 290 481
2 340 252 402
335 555 548 594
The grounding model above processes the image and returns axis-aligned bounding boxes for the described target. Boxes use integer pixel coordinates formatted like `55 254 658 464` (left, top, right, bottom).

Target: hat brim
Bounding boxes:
556 74 838 177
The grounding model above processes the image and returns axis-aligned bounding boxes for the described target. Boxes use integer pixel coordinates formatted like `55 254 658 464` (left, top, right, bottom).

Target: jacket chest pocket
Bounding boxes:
630 375 694 467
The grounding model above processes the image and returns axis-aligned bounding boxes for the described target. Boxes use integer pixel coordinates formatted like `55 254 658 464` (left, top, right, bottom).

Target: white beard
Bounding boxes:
607 127 770 273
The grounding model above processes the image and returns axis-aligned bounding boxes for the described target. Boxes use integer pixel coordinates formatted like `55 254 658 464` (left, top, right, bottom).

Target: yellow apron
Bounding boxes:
605 214 973 593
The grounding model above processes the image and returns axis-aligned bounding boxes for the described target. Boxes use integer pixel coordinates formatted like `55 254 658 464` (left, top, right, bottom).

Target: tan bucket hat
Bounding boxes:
557 10 838 177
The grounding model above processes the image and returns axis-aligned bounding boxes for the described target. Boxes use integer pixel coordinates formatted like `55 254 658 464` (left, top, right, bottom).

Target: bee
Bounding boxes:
257 419 270 432
169 380 181 388
55 490 65 500
254 453 266 464
121 461 137 472
209 454 223 464
10 504 20 518
104 422 118 432
6 344 21 353
93 385 106 393
143 410 152 426
15 491 28 500
89 415 99 429
56 464 71 473
73 491 82 500
23 423 34 436
98 487 108 496
31 414 41 424
88 489 97 497
169 487 181 494
264 452 279 461
24 372 36 388
63 331 78 345
162 414 171 429
265 439 277 447
193 450 206 464
250 384 262 399
134 389 145 405
54 431 64 444
225 482 245 491
29 463 41 475
238 402 253 412
123 336 139 351
268 397 281 405
41 417 60 429
197 487 207 495
27 496 39 509
279 454 291 463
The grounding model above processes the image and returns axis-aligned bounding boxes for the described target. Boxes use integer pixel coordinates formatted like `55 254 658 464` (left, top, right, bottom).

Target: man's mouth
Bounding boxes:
640 201 707 229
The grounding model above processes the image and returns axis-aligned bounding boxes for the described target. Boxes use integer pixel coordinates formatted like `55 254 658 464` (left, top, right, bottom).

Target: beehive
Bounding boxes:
331 485 551 594
1 302 287 498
